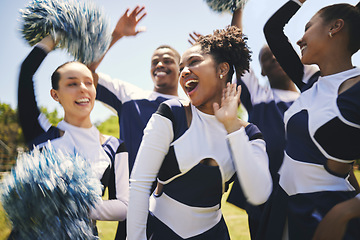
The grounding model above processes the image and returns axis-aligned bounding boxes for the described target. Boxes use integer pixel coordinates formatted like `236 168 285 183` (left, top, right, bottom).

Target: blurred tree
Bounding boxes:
0 103 24 151
40 107 63 125
96 115 119 138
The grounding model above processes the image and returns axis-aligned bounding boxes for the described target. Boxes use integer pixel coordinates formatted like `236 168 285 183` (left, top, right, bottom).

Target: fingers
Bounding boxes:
129 6 147 21
188 32 203 45
224 82 237 98
213 102 220 113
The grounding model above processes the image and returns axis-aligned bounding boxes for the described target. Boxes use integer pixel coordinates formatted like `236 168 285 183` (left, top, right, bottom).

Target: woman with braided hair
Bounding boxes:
126 25 272 240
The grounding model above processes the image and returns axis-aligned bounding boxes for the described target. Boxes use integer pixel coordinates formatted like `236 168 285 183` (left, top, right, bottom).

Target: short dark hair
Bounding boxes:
155 45 181 63
51 61 77 90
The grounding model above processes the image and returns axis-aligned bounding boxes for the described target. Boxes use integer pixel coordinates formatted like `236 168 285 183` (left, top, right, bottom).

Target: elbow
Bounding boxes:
263 20 273 38
247 182 273 206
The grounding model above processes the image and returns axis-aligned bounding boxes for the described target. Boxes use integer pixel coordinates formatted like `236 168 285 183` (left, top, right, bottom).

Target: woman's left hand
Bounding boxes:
214 83 248 133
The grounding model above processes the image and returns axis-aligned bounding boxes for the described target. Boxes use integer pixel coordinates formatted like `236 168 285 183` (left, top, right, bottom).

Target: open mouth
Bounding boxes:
154 70 168 77
184 79 199 93
75 98 90 105
300 45 307 55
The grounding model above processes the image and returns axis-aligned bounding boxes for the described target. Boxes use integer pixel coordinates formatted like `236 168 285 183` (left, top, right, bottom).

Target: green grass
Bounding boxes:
94 187 250 240
1 170 359 240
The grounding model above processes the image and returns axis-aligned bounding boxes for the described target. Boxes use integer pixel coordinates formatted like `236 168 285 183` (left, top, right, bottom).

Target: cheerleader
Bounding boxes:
258 0 360 239
16 35 129 238
127 26 272 240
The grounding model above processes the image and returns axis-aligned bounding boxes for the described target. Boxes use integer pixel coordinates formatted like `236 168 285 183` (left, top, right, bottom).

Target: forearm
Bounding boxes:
264 0 305 89
18 47 48 144
227 124 272 205
90 199 127 221
88 33 123 73
231 7 243 30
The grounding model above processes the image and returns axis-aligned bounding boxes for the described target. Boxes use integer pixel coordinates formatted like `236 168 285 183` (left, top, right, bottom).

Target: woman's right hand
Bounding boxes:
112 6 147 42
39 35 56 51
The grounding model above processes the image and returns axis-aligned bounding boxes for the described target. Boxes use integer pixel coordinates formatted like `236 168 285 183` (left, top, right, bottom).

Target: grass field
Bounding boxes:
1 170 359 240
95 186 251 240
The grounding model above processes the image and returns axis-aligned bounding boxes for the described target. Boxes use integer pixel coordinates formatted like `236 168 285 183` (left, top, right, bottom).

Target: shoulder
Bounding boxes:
29 126 62 150
101 135 127 154
156 99 185 119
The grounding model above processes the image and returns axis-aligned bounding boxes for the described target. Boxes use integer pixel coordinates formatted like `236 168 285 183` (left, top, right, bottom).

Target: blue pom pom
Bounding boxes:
20 0 112 64
0 144 102 239
205 0 248 13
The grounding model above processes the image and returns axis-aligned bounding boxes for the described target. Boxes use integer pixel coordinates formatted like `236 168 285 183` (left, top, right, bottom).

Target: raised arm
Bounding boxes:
263 0 306 89
18 36 56 146
88 6 146 81
214 83 272 205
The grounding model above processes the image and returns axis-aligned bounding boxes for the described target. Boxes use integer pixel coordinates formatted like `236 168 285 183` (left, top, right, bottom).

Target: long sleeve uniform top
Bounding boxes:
264 0 360 196
96 73 179 172
127 99 272 239
18 45 129 221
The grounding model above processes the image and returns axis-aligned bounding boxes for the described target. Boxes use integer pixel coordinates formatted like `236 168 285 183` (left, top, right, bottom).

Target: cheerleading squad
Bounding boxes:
14 0 360 239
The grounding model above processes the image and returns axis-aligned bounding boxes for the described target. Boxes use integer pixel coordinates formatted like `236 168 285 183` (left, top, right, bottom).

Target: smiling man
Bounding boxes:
94 45 181 173
89 6 181 173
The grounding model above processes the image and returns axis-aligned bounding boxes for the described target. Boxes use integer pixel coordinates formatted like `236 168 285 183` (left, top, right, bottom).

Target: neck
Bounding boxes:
154 87 178 96
197 104 215 115
318 59 353 77
63 115 93 128
317 47 353 76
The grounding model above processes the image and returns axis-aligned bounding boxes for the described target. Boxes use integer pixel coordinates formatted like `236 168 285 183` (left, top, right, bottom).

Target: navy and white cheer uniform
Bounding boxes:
227 68 299 238
18 45 129 231
258 1 360 239
96 73 179 172
127 99 272 239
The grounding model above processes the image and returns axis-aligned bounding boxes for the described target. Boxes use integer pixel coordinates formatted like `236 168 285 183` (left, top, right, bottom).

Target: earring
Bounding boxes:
220 74 223 79
329 32 333 38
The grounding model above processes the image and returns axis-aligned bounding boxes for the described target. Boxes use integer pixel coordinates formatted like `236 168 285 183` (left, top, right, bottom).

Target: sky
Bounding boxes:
1 0 359 124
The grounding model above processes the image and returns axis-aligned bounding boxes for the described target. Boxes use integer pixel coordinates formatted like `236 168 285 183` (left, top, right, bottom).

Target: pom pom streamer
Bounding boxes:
205 0 249 13
0 144 102 239
20 0 112 64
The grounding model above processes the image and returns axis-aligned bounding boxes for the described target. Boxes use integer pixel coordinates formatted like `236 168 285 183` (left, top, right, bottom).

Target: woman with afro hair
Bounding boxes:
126 25 272 240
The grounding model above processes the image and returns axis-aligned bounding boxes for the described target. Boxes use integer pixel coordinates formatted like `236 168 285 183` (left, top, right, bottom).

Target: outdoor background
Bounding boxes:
1 0 359 124
1 0 360 239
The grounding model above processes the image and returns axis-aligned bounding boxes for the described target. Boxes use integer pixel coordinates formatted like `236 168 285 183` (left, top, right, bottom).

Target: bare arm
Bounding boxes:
313 196 360 240
88 5 146 82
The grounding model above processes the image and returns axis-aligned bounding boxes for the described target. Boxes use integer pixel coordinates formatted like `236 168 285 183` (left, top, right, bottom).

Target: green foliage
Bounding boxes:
0 103 25 151
96 115 119 138
0 202 11 240
40 107 63 125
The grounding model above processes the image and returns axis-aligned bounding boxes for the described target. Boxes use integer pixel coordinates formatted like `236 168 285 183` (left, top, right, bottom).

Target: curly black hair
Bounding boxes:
195 25 252 81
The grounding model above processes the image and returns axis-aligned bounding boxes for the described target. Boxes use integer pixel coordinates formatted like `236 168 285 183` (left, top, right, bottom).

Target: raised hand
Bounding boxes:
214 83 248 133
112 6 147 41
188 32 202 45
39 35 57 51
88 6 146 73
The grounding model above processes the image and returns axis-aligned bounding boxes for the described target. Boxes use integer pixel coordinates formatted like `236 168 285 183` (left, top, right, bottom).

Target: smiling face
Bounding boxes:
179 44 224 114
297 13 331 65
150 47 180 95
51 62 96 127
